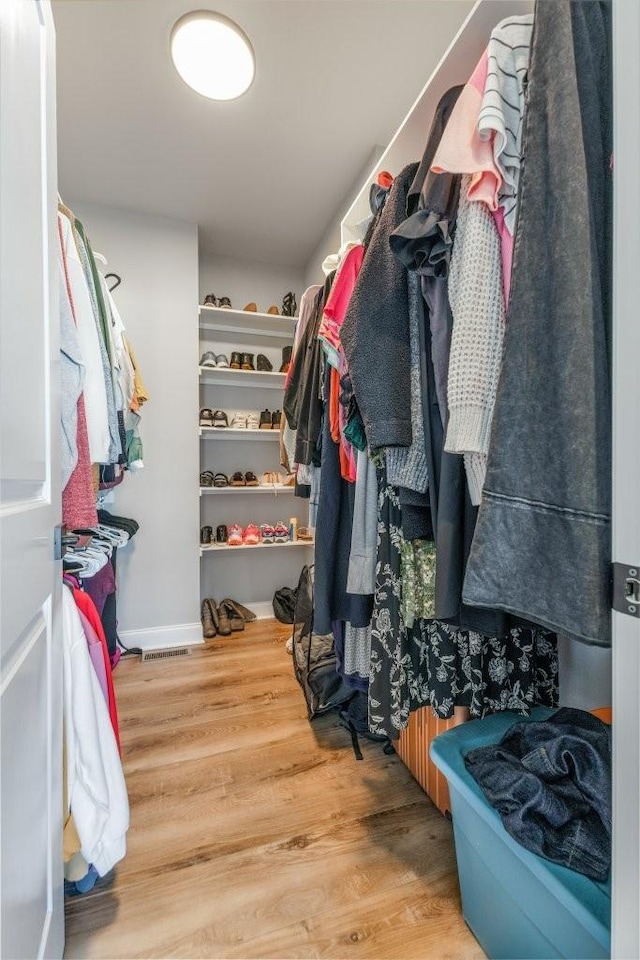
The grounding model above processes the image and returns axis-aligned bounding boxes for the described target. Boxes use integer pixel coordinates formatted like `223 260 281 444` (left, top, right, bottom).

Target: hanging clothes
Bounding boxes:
463 0 613 646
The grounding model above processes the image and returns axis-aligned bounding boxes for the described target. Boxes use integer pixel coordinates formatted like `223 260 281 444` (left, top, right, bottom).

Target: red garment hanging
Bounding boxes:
72 586 121 753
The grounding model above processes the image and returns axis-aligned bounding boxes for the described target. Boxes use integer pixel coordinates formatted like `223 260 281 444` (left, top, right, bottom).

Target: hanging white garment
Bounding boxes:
62 587 129 876
58 210 110 463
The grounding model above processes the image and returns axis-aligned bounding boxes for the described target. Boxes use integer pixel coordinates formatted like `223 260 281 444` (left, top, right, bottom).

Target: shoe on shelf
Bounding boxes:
230 412 248 430
283 473 295 486
200 470 215 487
216 524 228 543
260 523 275 543
212 409 229 428
223 599 245 631
256 354 273 372
217 601 232 635
241 353 255 371
271 410 282 430
273 521 290 543
245 471 259 486
201 599 217 638
280 345 293 373
246 412 260 430
298 526 313 541
243 302 257 312
227 523 243 546
243 523 261 546
259 409 272 430
200 351 217 367
223 598 257 622
200 408 214 427
203 294 217 306
230 472 246 487
230 351 243 369
213 473 229 487
267 305 279 315
281 292 297 317
218 296 233 309
200 525 213 545
215 353 230 368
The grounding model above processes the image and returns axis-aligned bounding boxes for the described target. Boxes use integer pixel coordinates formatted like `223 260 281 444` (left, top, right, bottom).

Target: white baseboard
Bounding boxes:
242 600 275 620
118 622 204 651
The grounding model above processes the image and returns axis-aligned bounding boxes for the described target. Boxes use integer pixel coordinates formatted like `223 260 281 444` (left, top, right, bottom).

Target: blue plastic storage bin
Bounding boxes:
430 708 611 960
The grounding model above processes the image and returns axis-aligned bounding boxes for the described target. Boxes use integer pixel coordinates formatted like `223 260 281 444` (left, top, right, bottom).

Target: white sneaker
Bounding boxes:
246 412 260 430
230 412 248 430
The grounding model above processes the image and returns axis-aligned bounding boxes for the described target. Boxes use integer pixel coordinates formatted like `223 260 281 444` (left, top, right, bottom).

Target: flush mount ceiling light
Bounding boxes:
170 11 255 101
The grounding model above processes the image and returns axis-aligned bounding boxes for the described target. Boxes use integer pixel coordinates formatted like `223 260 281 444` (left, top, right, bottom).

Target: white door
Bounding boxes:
0 2 63 958
611 2 640 957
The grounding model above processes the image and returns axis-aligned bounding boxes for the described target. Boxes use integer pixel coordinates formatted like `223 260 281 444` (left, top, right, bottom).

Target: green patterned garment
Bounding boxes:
400 539 436 628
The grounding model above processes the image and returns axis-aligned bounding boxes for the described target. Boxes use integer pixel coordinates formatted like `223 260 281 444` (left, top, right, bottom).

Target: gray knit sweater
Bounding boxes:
445 176 505 504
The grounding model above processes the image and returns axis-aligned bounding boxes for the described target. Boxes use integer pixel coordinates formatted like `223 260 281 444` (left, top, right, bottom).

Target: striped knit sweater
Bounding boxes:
478 14 534 235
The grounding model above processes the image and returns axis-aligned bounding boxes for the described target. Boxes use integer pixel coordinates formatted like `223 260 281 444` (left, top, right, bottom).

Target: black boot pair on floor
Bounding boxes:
200 598 256 638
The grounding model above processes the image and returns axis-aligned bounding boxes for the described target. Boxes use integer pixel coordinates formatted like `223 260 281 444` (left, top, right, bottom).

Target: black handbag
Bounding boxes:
272 586 297 624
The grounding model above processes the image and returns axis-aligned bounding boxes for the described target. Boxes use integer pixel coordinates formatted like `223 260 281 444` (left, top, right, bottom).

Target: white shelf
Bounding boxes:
200 485 294 495
199 366 285 388
199 427 280 441
200 539 314 555
199 305 295 342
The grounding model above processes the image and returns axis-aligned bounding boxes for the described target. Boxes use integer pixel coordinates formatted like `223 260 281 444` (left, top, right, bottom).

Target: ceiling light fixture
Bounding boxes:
170 11 255 101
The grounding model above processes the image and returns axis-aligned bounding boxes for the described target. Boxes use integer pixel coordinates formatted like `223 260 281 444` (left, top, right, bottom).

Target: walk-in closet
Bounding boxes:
1 1 638 959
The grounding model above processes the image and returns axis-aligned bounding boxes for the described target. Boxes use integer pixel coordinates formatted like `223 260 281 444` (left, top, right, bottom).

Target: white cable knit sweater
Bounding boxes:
445 176 506 505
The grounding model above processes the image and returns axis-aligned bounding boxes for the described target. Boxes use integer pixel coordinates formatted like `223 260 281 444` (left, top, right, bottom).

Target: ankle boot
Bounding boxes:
230 351 242 369
241 352 255 371
280 345 293 373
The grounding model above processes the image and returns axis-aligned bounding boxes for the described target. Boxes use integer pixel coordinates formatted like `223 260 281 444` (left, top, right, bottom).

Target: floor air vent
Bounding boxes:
141 647 192 662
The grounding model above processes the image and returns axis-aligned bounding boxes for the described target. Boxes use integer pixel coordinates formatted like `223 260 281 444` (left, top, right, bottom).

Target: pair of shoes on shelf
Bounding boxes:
259 409 281 430
230 352 255 370
261 471 284 486
229 471 259 487
200 408 228 428
199 472 235 488
201 597 257 637
244 302 280 315
259 521 290 544
230 411 260 430
203 295 232 309
228 523 260 546
200 351 229 368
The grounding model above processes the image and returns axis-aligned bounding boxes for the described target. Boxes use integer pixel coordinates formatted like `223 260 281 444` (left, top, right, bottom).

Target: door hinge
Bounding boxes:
612 563 640 618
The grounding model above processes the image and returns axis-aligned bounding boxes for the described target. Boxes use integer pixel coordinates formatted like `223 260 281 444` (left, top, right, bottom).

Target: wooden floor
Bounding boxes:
64 620 484 960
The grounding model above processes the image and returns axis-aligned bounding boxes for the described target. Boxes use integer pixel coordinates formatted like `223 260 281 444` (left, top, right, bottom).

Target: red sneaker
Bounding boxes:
227 523 243 546
243 523 261 546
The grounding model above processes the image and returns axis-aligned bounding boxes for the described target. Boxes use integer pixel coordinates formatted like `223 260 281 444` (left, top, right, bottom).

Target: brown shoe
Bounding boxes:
267 305 279 315
223 599 245 631
201 599 217 638
217 602 232 636
243 302 257 312
223 598 257 623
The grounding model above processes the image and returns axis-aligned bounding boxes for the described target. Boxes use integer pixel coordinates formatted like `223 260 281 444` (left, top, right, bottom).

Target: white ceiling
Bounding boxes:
53 0 472 268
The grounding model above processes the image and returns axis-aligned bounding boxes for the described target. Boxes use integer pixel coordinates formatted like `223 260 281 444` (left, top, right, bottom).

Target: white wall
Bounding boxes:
70 200 200 646
199 252 303 317
303 145 383 289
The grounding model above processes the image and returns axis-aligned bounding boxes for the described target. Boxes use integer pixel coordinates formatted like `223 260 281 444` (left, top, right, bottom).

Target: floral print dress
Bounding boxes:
368 463 559 739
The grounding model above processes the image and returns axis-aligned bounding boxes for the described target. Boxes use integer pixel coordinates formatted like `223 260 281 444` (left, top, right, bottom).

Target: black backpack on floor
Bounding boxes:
338 690 394 761
291 565 353 720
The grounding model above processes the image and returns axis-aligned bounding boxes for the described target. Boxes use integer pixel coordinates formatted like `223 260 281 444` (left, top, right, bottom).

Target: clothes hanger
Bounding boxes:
105 272 122 291
93 251 108 265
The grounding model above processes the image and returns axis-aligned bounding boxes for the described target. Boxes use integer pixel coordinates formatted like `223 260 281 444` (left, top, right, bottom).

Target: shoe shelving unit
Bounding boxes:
200 427 280 441
200 539 314 555
199 303 313 621
199 366 286 388
200 485 295 496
